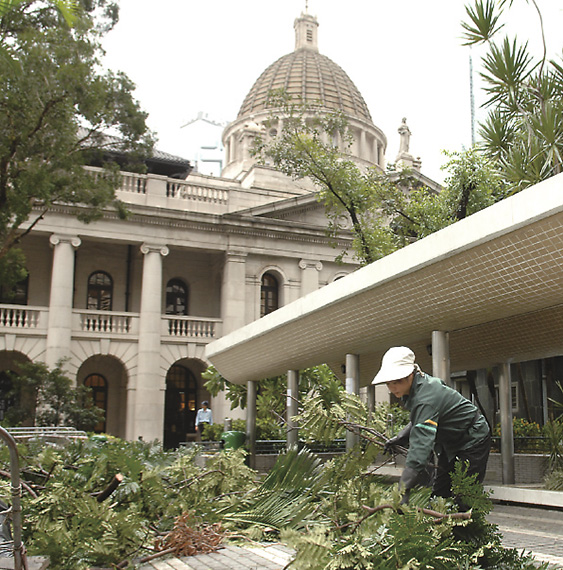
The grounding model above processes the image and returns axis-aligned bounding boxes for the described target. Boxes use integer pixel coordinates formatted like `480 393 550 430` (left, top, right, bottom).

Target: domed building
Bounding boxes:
0 10 434 448
222 12 387 182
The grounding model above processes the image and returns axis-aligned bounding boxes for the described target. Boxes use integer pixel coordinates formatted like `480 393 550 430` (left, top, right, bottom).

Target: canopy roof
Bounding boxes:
205 174 563 385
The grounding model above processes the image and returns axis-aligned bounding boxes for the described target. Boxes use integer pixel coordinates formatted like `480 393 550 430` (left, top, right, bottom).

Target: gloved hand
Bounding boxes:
384 422 412 454
398 466 421 506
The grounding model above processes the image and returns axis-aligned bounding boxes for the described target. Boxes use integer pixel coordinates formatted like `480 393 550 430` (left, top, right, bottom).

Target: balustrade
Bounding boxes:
0 306 41 329
83 166 229 207
76 310 136 335
164 316 221 339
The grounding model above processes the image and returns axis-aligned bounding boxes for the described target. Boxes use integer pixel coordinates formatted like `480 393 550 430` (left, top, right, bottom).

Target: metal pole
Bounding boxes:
345 354 360 451
498 362 515 484
246 381 257 469
431 331 450 385
0 427 24 570
287 370 299 448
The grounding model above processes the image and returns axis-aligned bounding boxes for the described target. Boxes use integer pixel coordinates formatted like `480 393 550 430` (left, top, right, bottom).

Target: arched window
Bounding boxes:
84 373 107 433
87 271 113 311
260 272 279 317
166 279 188 315
0 274 29 305
164 364 197 449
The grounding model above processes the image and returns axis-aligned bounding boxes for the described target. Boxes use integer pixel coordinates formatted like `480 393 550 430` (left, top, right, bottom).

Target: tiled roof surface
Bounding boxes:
238 49 373 123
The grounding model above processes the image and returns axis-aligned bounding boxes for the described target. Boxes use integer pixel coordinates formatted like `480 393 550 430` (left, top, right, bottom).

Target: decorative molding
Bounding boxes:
299 259 323 271
140 243 169 257
49 234 81 248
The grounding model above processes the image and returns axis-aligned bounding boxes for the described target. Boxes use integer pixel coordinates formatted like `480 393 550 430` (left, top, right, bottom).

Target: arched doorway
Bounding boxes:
164 364 197 449
84 373 108 433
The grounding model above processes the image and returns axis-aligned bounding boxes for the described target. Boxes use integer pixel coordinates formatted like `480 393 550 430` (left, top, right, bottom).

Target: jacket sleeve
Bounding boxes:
405 402 439 474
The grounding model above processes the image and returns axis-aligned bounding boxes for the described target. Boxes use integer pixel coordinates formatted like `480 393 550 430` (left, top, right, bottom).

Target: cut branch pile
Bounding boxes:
154 512 226 557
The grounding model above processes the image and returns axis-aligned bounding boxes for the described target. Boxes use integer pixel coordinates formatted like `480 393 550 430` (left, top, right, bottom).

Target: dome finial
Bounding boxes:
294 10 319 51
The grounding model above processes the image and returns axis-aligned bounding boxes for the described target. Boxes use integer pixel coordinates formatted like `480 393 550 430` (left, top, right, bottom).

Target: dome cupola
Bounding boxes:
222 12 387 181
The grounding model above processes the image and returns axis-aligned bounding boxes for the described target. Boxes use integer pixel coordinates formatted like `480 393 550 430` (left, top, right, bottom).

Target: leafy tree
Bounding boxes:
253 92 506 266
462 0 563 190
4 359 103 430
0 0 79 25
0 0 154 287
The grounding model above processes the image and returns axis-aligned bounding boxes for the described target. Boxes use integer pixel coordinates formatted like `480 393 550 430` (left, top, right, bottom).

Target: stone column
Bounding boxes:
366 384 376 417
298 259 322 297
345 353 360 450
498 362 515 484
431 331 450 385
287 369 299 447
45 234 81 368
246 380 257 469
127 243 168 441
360 129 366 162
221 251 247 335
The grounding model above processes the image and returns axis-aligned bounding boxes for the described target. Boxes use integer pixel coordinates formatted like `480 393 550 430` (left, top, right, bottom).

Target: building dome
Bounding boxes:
238 49 373 124
221 12 387 181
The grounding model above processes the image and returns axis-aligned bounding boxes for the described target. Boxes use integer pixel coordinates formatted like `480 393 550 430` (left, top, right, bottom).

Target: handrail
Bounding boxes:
0 426 26 570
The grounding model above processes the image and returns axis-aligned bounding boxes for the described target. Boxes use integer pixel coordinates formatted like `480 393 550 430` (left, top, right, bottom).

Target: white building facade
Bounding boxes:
0 11 429 447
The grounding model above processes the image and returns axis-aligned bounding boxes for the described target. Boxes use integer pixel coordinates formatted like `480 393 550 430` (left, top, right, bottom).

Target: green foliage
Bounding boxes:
253 92 508 266
3 359 103 430
0 0 153 285
493 417 543 438
462 0 563 190
204 364 345 440
543 417 563 472
0 438 257 569
0 424 548 568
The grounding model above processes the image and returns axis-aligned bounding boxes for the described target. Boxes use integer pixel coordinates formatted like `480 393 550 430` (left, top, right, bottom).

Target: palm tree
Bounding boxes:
462 0 563 192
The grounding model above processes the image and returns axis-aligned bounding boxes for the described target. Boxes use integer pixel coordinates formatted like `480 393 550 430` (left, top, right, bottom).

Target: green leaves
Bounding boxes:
462 0 505 45
463 0 563 189
0 0 152 278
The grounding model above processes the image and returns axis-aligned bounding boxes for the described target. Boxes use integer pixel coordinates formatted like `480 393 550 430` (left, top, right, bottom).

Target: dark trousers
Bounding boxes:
197 422 209 441
432 433 491 499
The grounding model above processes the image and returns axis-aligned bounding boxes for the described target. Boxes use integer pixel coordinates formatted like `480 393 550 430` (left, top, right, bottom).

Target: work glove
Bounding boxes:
398 466 421 506
384 422 412 454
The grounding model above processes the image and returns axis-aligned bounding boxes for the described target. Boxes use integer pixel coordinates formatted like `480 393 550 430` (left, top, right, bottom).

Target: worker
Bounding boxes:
373 346 491 504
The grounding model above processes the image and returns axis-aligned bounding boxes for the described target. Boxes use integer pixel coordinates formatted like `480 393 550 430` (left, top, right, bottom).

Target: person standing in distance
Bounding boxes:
195 400 213 441
373 346 491 504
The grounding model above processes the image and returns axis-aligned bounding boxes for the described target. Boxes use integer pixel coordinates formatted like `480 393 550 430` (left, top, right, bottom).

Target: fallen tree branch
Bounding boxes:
92 473 124 503
0 469 38 499
361 504 472 523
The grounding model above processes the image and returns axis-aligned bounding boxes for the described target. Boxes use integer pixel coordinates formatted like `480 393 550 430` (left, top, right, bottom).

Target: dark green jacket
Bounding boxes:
402 371 490 474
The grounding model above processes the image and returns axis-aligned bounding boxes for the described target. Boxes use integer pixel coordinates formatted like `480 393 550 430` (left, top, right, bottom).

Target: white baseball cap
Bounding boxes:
372 346 416 385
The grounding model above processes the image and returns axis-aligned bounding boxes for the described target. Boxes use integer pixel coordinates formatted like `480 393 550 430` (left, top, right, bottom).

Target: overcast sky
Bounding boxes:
102 0 563 183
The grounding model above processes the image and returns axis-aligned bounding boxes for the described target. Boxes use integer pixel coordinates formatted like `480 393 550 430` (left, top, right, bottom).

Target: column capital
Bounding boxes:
225 250 248 262
49 234 81 248
140 243 169 257
299 258 323 271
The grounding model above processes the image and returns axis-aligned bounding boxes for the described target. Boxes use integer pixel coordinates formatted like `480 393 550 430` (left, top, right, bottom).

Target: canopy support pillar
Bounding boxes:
345 353 360 450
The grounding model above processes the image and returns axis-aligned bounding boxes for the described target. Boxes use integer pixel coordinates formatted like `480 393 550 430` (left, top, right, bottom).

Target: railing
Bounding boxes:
255 439 347 455
6 426 88 441
121 171 147 194
164 316 221 339
75 310 138 335
84 166 230 208
0 305 42 329
491 436 549 454
166 180 229 204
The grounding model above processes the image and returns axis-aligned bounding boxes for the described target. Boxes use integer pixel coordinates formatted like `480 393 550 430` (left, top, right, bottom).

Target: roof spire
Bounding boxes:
294 11 319 51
